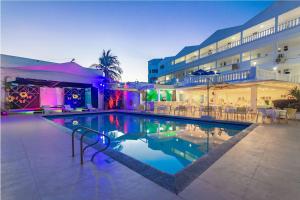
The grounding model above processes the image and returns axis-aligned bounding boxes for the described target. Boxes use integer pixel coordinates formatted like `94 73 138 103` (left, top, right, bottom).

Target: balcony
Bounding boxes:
242 27 275 44
176 67 300 88
177 68 256 87
278 17 300 32
171 16 300 68
256 68 300 83
217 40 241 53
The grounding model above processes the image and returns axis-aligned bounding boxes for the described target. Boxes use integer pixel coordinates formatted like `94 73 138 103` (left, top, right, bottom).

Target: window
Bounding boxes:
152 69 158 73
160 65 164 69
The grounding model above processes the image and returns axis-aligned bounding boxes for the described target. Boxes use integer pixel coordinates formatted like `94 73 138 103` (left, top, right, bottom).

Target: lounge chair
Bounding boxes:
63 105 74 112
42 105 52 114
87 104 97 111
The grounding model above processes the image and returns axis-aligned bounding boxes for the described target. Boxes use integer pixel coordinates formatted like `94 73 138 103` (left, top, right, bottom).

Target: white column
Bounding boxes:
275 16 278 33
157 89 161 102
98 92 104 110
250 86 257 111
240 32 243 44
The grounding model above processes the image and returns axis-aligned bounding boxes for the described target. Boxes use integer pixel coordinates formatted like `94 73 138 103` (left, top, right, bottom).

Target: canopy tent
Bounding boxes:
1 62 104 85
10 62 103 79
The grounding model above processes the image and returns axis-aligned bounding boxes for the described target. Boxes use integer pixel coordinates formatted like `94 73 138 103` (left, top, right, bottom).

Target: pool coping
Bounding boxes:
42 110 256 194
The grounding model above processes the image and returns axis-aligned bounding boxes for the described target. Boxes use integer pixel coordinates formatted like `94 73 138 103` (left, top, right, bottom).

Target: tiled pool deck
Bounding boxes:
1 114 300 200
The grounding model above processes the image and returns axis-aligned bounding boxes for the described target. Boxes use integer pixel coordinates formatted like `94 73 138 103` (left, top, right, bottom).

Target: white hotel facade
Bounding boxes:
147 1 300 110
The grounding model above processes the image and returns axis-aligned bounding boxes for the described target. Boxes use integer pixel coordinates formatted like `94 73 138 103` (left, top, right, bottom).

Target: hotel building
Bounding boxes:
148 1 300 110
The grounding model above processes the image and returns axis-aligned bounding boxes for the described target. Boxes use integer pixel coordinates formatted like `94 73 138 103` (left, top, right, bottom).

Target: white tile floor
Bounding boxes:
1 114 300 200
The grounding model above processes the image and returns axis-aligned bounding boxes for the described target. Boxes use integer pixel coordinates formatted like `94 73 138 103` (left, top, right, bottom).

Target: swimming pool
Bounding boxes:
46 112 249 175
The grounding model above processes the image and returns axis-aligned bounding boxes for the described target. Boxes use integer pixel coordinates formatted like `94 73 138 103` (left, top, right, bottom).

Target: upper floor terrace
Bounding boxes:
175 67 300 88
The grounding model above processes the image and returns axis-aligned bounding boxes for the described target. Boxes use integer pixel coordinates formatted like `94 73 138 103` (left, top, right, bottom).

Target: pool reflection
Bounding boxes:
47 113 246 174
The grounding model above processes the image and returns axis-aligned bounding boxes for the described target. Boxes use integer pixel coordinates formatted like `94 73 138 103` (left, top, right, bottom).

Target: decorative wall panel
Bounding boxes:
7 85 40 109
64 88 85 108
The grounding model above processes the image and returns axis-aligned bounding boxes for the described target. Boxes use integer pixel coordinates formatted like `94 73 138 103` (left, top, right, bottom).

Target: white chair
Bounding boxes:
63 105 74 112
42 105 52 114
275 109 288 123
156 105 168 114
87 104 97 111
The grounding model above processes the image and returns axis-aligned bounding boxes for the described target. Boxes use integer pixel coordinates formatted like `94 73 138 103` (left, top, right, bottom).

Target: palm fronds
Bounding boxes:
91 50 123 82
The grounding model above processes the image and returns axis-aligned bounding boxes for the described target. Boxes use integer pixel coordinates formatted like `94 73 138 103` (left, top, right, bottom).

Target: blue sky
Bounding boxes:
1 1 274 81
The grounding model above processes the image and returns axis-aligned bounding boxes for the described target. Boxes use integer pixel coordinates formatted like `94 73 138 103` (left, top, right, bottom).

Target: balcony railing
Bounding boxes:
278 17 300 32
177 68 256 87
256 68 300 83
171 16 300 67
217 40 241 53
176 67 300 87
186 55 199 63
243 27 275 44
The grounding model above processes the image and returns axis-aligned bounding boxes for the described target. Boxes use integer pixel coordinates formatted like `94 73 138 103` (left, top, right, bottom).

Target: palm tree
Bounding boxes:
91 50 123 82
289 86 300 102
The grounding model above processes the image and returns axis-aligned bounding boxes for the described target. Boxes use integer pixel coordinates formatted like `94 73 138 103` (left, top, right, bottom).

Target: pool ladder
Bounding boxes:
72 126 110 164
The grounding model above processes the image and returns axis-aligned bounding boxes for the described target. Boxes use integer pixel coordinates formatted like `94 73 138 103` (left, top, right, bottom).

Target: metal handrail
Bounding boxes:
72 126 111 164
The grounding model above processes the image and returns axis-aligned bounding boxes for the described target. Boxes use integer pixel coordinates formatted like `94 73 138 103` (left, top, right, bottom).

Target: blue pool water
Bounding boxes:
46 113 248 174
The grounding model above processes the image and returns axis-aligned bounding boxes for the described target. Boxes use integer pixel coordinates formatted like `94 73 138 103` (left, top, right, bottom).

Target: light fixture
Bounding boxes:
273 67 277 71
260 24 264 28
253 61 257 66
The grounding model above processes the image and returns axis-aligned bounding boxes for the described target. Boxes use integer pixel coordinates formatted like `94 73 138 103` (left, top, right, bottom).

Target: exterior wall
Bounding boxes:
123 91 140 110
148 59 162 83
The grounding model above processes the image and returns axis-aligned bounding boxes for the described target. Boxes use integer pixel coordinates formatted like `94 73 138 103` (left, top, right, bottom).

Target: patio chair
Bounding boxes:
42 105 52 114
225 107 236 120
156 105 168 114
284 108 297 120
236 107 247 121
256 108 267 123
87 104 97 111
275 109 288 123
63 105 74 112
256 108 275 123
174 105 187 115
138 104 145 111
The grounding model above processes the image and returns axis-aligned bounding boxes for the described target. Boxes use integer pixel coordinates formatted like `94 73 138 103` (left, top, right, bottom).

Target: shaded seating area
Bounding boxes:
146 101 294 124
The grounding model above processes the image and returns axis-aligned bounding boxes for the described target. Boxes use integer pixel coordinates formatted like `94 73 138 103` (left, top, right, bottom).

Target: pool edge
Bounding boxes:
42 111 256 194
